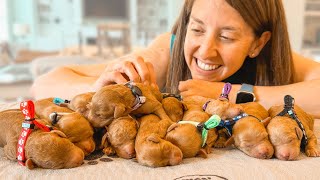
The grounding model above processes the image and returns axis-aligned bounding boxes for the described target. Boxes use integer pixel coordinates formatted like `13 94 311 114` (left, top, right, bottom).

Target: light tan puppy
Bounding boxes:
101 115 138 159
135 114 183 167
224 102 274 159
166 96 243 158
87 83 170 128
268 104 319 160
35 98 95 156
0 109 84 169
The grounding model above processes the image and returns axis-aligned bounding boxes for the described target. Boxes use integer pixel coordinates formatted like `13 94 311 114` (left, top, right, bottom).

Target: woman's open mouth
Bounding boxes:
196 58 221 71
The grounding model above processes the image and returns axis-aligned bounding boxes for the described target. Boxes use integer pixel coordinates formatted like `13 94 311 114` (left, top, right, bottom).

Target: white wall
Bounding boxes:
282 0 305 52
0 0 8 41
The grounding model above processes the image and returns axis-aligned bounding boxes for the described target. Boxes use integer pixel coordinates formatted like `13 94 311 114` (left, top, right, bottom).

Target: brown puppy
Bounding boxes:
34 99 95 156
166 96 243 158
268 104 319 160
162 96 186 122
87 82 169 128
0 109 84 169
68 92 95 118
135 114 183 167
101 115 138 159
224 102 274 159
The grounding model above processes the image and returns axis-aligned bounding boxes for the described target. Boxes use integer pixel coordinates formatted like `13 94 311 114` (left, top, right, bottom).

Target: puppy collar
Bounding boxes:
53 97 70 106
218 113 249 136
276 95 308 149
178 115 221 147
18 101 52 166
219 82 232 101
162 93 182 101
49 112 72 125
124 81 146 110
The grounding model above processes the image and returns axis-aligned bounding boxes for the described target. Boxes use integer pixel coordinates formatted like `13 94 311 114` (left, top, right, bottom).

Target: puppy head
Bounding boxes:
204 99 243 119
241 102 269 120
69 92 94 115
226 117 274 159
267 116 301 160
56 113 95 155
162 97 187 122
107 116 138 159
166 123 202 158
137 133 183 167
87 92 130 128
25 130 84 169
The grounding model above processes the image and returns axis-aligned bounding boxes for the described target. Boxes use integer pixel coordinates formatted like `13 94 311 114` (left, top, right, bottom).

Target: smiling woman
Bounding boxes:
31 0 320 118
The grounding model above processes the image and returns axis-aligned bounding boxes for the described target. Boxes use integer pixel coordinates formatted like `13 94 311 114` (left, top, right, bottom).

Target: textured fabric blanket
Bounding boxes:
1 103 320 180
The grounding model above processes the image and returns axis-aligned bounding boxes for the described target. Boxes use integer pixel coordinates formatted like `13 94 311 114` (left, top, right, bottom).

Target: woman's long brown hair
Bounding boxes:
165 0 294 93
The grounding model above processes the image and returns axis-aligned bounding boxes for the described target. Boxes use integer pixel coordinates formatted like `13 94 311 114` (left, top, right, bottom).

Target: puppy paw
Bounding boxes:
305 147 320 157
214 140 226 148
103 147 116 156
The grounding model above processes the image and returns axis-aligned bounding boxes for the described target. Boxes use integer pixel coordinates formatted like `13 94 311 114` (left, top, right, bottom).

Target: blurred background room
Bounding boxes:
0 0 319 103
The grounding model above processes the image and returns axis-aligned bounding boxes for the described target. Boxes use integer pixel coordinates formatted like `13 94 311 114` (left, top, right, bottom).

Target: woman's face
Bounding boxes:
184 0 257 82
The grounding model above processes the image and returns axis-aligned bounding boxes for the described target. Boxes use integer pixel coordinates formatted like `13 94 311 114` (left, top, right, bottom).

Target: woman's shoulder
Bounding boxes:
148 32 172 50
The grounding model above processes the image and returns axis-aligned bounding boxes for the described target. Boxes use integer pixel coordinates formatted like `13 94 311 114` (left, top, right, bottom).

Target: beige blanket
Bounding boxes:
1 103 320 180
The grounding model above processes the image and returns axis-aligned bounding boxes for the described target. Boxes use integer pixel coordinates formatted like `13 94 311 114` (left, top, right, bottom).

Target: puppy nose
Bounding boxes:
279 152 290 160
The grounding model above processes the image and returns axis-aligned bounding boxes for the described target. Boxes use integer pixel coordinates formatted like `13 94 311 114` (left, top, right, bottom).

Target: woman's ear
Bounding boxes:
249 31 271 58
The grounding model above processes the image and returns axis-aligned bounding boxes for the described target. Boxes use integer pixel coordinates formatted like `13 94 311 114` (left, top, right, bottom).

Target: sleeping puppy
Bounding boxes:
162 96 186 122
87 82 170 128
166 96 243 158
34 99 95 156
68 92 95 118
0 109 84 169
224 102 274 159
268 102 320 160
135 114 183 167
101 115 138 159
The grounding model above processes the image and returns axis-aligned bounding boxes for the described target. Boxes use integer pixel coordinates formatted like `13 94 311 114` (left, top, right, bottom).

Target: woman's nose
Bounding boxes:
198 35 218 60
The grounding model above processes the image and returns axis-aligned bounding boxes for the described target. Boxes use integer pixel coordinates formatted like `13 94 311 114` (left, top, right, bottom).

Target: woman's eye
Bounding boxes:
220 35 234 41
191 28 202 33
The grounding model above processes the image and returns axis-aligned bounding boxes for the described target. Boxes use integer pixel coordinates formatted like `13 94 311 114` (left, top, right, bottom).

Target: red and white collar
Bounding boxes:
17 100 51 166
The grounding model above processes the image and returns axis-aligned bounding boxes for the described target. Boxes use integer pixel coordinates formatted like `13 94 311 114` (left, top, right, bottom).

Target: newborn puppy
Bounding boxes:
135 114 183 167
0 109 84 169
166 96 243 158
68 92 95 118
268 104 319 160
162 96 186 122
87 82 169 128
101 115 138 159
35 99 95 156
224 102 274 159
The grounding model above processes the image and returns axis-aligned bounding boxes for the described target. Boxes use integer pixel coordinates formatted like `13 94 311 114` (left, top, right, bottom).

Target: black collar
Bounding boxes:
124 81 146 110
276 95 308 149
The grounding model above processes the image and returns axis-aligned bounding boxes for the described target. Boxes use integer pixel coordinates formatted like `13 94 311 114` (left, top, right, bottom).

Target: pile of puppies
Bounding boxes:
0 82 319 169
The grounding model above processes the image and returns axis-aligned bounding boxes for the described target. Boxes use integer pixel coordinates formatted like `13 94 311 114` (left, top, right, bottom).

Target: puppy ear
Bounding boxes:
3 143 17 160
147 134 160 143
26 159 36 169
295 127 303 140
181 102 188 111
51 130 67 138
262 117 271 127
197 148 208 158
100 131 110 149
167 123 179 132
224 136 235 147
114 104 127 119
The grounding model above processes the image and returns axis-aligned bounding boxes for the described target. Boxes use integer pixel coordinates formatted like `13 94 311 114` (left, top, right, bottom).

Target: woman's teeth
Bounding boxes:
197 60 220 71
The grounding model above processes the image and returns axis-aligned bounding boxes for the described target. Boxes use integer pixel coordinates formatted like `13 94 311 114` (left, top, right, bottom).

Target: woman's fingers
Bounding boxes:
131 56 151 84
93 56 157 91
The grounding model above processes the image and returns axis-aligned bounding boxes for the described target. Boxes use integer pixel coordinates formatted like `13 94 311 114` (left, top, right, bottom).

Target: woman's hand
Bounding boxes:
93 55 158 90
179 79 225 99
